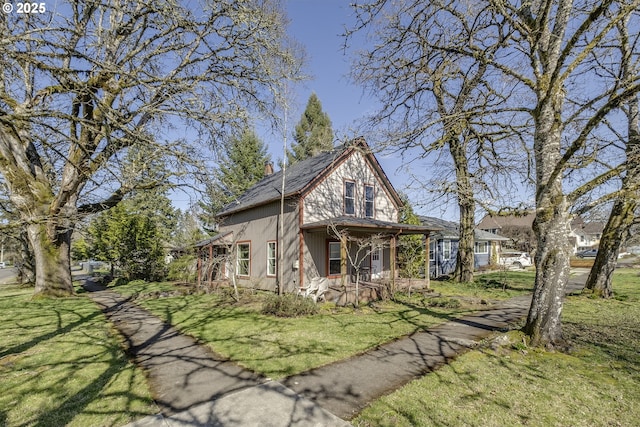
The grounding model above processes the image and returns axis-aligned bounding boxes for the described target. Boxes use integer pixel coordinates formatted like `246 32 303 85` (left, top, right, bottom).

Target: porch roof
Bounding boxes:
300 216 438 235
194 231 233 248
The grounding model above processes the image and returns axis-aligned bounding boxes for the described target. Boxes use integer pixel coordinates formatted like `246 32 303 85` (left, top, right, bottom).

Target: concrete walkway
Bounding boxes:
83 273 587 427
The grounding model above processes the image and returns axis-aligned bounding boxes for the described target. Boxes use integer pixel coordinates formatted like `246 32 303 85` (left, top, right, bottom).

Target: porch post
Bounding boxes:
425 233 430 289
208 244 214 286
340 233 347 288
197 248 202 287
390 235 396 289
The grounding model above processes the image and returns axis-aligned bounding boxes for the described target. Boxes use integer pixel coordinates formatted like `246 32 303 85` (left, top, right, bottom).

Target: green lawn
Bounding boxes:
352 269 640 426
115 284 476 378
3 269 634 426
108 272 535 379
0 283 157 427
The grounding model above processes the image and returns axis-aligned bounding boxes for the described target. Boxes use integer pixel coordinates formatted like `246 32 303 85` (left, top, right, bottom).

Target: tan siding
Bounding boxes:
218 200 299 292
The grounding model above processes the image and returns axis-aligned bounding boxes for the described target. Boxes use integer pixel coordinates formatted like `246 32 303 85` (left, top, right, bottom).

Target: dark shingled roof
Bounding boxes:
477 212 536 230
419 216 509 241
216 139 402 217
194 231 233 248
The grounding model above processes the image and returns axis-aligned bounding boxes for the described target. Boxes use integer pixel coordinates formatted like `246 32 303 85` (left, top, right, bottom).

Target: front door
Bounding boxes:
371 248 383 279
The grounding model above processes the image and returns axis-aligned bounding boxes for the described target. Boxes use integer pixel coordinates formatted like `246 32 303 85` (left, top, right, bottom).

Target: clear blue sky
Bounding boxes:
282 0 375 136
260 0 432 212
173 0 454 219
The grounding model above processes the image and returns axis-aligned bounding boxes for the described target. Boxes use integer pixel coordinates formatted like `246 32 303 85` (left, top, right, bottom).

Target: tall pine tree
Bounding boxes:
201 128 271 230
286 93 334 164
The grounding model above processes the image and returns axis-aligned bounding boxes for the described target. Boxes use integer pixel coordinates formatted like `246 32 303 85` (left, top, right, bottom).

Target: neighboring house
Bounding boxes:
196 138 435 293
419 216 509 278
570 216 605 253
477 212 605 254
477 212 536 252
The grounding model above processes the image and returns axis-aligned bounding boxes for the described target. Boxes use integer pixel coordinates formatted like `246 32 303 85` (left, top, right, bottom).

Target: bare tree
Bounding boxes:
0 0 302 296
582 12 640 298
350 0 640 348
327 223 388 307
348 0 527 283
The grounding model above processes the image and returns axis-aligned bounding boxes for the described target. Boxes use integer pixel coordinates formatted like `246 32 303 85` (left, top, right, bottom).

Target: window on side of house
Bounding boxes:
429 240 435 261
237 242 250 276
364 184 374 218
267 241 276 276
328 241 341 276
475 241 488 254
344 181 356 215
443 240 451 260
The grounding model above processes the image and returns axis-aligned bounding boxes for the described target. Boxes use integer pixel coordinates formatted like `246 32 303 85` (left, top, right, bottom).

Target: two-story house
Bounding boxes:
196 138 434 294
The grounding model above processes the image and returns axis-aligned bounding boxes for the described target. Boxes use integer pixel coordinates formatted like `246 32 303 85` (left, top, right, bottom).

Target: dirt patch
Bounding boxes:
570 258 594 268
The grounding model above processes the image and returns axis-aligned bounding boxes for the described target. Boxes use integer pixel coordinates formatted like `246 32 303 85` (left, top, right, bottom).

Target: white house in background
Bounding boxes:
570 216 605 253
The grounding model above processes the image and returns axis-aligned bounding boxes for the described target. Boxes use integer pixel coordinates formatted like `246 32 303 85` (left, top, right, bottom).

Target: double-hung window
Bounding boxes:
364 185 374 218
475 241 488 254
344 181 356 215
443 240 451 260
267 241 277 276
328 241 341 276
237 242 250 276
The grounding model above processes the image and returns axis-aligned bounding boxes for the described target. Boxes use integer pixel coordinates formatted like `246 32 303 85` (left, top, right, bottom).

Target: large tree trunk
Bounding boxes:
525 208 571 348
525 86 572 349
27 220 74 296
455 198 475 283
450 140 475 283
585 95 640 297
1 124 76 296
585 197 635 298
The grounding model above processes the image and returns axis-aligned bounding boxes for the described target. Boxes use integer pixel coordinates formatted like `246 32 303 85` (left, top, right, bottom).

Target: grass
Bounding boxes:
104 271 534 379
110 283 474 379
0 283 157 427
433 270 536 300
352 269 640 426
4 268 633 426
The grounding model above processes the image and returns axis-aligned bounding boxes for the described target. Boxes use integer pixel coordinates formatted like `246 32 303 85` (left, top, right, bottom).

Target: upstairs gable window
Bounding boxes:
344 181 356 215
364 185 374 218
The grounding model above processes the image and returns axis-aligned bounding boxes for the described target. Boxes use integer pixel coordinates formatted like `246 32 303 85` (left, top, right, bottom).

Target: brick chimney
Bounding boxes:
264 162 274 176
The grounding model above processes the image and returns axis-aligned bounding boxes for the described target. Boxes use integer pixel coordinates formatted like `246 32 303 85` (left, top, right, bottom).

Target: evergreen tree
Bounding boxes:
89 200 168 281
173 208 206 249
201 128 271 229
397 195 425 280
88 189 176 281
286 93 334 164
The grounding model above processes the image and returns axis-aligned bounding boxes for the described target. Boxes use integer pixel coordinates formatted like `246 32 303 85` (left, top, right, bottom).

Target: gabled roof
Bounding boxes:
216 138 403 217
194 231 233 248
419 216 509 241
571 217 605 235
477 212 536 230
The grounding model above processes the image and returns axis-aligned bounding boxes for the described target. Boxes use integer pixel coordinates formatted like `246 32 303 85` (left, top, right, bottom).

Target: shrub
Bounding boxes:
109 277 129 287
426 297 462 308
261 293 319 317
167 255 197 283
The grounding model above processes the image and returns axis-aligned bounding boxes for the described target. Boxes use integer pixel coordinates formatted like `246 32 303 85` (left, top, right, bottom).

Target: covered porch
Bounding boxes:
299 217 437 302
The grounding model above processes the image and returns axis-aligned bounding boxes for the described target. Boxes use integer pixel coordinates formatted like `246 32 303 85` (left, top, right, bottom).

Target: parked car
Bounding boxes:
499 252 533 269
577 249 598 258
0 262 4 269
